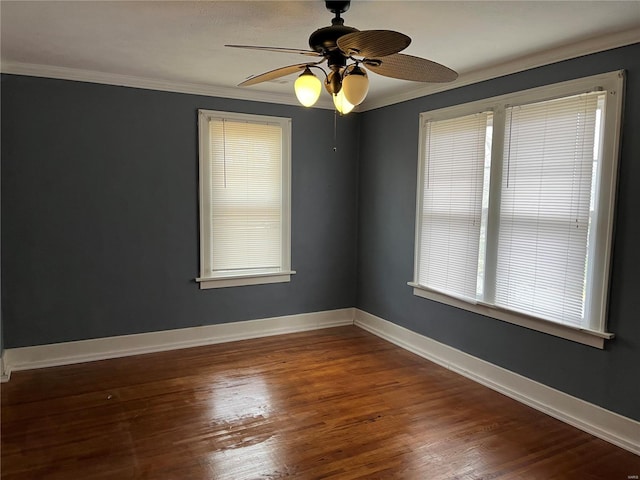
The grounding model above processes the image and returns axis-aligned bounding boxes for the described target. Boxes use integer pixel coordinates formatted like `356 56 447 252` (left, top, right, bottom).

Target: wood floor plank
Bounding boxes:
2 326 639 479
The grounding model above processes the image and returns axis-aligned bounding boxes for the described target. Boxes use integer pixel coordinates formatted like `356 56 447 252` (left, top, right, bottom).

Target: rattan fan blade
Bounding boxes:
364 53 458 82
337 30 410 58
238 63 311 86
225 45 322 57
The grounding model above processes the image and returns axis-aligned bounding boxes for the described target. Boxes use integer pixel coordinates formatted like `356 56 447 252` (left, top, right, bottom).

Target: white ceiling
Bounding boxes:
1 1 639 110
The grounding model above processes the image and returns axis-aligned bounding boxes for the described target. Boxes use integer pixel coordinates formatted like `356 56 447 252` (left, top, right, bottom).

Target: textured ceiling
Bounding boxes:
1 1 639 110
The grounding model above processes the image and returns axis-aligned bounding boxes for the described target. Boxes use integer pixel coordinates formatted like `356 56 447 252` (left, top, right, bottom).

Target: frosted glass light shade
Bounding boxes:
333 90 355 115
294 68 322 107
342 66 369 106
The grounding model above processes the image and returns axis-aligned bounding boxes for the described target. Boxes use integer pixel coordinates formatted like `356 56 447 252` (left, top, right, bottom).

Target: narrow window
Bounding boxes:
197 110 294 289
417 112 493 300
495 92 604 327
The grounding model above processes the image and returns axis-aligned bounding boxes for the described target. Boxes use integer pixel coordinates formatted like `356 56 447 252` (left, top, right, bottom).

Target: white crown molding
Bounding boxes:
358 27 640 111
1 308 355 377
0 61 337 110
354 309 640 456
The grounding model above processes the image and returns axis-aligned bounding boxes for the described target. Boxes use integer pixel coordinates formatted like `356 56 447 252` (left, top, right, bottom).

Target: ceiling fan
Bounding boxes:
226 0 458 113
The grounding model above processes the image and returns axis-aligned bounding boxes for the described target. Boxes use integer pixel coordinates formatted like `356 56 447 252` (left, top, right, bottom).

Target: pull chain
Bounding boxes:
333 109 338 152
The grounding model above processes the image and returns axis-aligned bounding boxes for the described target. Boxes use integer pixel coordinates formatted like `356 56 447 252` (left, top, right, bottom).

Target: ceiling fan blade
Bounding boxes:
225 45 322 57
238 63 311 87
337 30 410 58
364 54 458 83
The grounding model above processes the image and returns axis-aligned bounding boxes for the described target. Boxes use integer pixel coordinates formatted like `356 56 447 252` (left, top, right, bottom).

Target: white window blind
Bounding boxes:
418 112 493 300
208 119 283 273
197 110 293 289
495 92 603 326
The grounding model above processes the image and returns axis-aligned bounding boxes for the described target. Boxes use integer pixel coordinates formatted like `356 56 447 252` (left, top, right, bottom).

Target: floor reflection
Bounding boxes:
208 373 273 422
203 373 284 478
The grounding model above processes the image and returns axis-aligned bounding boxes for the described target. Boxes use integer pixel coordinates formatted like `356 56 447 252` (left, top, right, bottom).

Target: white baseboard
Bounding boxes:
0 356 8 383
354 309 640 456
1 308 355 377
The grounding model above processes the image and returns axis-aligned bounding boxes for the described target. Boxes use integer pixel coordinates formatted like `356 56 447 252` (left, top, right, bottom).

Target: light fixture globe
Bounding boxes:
333 90 355 115
342 65 369 106
294 67 322 107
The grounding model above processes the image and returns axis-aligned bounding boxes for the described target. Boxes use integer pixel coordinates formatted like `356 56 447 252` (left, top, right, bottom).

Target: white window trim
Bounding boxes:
411 70 625 348
197 270 296 289
196 110 295 289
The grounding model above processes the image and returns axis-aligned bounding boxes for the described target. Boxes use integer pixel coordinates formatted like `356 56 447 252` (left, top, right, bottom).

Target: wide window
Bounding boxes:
196 110 294 289
411 71 624 348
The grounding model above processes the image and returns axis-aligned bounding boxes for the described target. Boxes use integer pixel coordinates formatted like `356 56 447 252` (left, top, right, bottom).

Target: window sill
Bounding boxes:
408 282 614 349
197 270 296 289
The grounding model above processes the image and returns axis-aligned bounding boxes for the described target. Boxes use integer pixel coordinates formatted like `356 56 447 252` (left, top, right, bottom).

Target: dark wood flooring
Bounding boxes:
2 326 639 479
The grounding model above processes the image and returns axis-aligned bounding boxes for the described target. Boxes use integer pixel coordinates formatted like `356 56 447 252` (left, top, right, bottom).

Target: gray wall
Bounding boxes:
1 75 359 347
357 43 640 421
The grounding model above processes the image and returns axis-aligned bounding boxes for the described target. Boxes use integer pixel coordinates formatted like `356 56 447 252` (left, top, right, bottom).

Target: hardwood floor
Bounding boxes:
2 326 639 479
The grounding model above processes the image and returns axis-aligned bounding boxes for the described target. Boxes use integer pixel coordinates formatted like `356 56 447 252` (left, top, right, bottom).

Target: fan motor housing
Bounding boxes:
308 24 358 54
